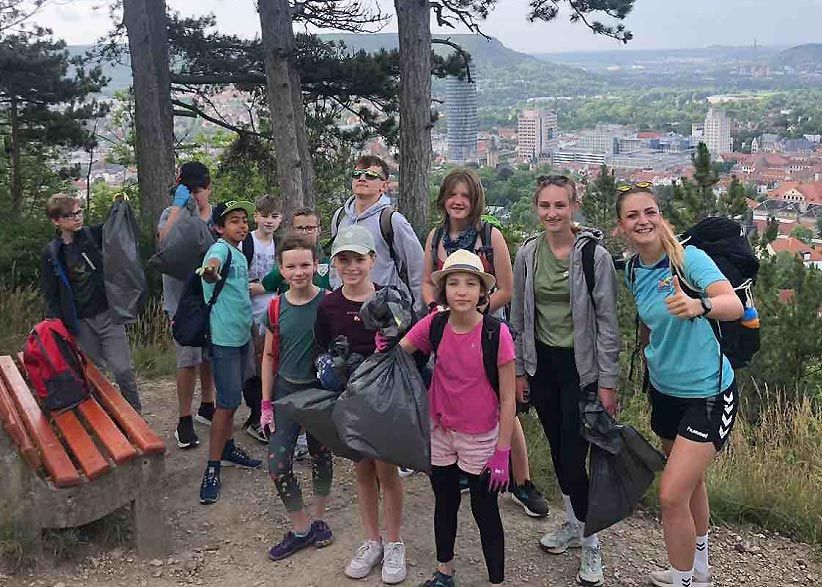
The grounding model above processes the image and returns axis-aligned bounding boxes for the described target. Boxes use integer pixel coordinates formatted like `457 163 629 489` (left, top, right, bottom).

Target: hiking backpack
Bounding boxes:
23 319 91 412
171 245 233 347
430 221 495 272
428 310 503 395
628 216 761 372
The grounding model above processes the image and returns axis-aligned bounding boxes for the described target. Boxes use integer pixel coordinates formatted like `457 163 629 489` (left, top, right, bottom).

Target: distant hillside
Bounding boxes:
774 43 822 67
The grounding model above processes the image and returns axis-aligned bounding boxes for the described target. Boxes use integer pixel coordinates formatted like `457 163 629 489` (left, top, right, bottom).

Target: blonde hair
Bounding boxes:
616 186 684 270
436 168 485 228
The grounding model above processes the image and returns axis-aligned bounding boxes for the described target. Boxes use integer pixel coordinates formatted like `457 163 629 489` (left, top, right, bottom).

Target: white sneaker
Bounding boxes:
649 568 712 587
577 544 604 586
345 539 383 579
397 467 415 478
539 521 582 554
381 541 407 584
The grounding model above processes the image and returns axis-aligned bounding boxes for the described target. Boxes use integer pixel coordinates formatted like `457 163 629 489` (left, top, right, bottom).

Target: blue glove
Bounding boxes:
316 353 343 392
173 184 191 207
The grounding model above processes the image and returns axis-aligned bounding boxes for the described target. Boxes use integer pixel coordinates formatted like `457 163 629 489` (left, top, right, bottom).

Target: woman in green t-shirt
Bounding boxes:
510 175 621 587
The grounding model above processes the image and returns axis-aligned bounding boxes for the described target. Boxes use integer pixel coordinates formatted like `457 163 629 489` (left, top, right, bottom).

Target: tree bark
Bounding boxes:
257 0 316 216
9 95 22 216
394 0 432 234
123 0 176 228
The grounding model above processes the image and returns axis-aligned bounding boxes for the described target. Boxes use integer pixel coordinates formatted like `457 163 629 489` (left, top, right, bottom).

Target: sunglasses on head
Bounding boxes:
351 169 386 181
536 174 572 186
617 181 654 193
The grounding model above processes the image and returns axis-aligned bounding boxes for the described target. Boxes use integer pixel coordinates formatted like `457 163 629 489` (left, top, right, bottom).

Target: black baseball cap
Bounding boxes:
211 200 255 224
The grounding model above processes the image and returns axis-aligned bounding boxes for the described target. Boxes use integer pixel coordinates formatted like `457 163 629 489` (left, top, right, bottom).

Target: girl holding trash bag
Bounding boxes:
421 168 550 519
259 236 333 561
313 225 408 585
388 249 516 586
617 184 742 587
510 175 620 587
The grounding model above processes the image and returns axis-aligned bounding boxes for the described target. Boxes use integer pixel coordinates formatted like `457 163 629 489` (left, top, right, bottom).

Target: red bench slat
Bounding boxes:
84 362 165 455
0 356 81 487
52 410 110 480
0 375 41 469
77 398 138 464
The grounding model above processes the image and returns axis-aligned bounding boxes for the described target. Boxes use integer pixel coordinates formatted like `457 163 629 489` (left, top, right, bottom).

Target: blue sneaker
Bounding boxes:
311 519 333 548
422 570 456 586
199 464 221 505
268 529 316 561
220 439 262 469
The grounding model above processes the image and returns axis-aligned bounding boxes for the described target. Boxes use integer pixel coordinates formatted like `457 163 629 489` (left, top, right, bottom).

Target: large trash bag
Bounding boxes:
315 336 366 392
275 387 361 461
102 197 147 324
333 346 430 473
359 286 415 341
149 200 215 280
580 390 666 536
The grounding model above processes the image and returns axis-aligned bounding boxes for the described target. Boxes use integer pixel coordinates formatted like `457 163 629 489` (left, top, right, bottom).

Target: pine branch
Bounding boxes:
170 99 272 141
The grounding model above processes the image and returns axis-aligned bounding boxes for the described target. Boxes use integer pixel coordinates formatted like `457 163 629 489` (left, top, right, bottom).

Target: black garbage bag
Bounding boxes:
359 286 415 342
149 200 215 279
333 346 430 473
580 389 666 536
102 198 147 324
275 387 361 461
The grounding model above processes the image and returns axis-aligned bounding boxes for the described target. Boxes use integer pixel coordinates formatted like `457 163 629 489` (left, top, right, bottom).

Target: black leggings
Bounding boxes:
529 342 591 523
430 464 504 584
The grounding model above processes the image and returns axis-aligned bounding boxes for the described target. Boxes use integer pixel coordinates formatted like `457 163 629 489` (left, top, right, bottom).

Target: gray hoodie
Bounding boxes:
511 228 621 389
330 194 425 315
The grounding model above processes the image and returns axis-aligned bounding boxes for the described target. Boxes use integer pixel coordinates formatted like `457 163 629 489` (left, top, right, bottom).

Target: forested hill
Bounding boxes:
774 43 822 68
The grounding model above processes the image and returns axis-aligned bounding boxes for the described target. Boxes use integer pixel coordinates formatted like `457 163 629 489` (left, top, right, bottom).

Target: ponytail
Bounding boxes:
658 218 684 270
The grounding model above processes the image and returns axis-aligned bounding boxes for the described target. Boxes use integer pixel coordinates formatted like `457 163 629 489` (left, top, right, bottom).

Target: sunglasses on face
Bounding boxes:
351 169 386 181
617 181 654 193
536 174 572 186
60 209 84 220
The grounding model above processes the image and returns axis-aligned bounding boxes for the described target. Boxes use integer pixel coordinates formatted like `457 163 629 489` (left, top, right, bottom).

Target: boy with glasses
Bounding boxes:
261 207 331 294
41 194 142 411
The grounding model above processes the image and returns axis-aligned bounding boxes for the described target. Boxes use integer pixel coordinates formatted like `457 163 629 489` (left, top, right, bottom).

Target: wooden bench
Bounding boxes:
0 355 169 558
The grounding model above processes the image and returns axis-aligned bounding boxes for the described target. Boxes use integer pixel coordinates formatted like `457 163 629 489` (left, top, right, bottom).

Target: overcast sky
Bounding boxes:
32 0 822 53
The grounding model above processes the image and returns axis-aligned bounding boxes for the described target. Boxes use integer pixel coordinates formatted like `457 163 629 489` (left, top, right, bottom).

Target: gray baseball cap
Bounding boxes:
331 224 376 257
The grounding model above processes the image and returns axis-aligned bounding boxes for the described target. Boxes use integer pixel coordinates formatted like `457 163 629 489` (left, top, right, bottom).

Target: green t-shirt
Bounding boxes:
261 251 331 294
534 238 574 348
263 289 324 384
203 239 252 348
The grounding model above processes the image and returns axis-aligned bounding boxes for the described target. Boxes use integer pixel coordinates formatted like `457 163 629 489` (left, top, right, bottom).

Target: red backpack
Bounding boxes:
23 319 91 412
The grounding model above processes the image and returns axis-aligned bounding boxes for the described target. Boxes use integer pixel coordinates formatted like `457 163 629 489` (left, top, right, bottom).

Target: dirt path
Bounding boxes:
3 378 820 586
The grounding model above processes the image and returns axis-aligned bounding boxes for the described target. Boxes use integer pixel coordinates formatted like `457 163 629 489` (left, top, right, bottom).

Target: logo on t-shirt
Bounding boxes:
657 274 674 294
317 263 329 277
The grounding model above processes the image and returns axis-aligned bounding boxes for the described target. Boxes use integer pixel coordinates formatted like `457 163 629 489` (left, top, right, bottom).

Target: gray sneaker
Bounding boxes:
381 541 407 585
345 539 383 579
650 568 712 587
577 543 604 586
539 521 582 554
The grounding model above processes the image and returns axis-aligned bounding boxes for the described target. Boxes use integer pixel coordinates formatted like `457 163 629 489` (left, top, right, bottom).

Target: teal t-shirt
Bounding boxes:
203 239 252 347
263 290 324 384
626 245 734 398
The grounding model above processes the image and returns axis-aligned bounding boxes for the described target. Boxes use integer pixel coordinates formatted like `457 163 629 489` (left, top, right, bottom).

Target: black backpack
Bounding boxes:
628 216 760 375
172 246 233 347
428 310 502 395
431 221 495 272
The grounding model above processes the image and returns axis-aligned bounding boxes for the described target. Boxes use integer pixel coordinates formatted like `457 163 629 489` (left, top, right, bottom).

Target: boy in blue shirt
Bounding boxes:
199 200 263 505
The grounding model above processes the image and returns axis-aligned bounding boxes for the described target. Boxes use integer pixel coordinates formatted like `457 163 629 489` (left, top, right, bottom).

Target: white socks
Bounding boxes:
563 494 582 528
672 567 694 587
582 533 599 548
694 534 709 575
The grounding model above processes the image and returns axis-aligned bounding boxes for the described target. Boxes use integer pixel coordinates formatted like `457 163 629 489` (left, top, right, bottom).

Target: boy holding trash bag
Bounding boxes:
259 235 333 561
385 249 517 586
313 225 408 585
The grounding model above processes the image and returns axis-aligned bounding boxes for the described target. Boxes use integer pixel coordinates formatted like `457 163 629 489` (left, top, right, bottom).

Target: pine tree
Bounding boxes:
666 142 719 229
719 175 748 218
581 164 619 250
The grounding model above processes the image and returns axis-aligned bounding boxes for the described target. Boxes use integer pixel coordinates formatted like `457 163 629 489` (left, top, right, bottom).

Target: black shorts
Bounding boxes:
648 380 739 452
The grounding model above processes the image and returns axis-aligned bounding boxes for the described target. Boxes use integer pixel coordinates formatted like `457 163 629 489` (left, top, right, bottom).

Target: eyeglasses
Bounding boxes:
536 174 572 186
351 169 386 181
60 210 84 220
617 181 654 193
293 225 319 233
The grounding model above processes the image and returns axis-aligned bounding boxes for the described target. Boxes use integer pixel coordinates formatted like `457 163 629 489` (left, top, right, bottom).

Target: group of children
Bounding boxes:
40 155 742 587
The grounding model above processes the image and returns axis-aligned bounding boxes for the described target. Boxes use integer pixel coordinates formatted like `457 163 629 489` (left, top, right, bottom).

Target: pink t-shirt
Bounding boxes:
406 313 515 434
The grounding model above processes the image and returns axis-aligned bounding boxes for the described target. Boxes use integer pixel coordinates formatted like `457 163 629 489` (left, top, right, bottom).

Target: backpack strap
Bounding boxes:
380 207 414 308
206 244 233 307
581 239 597 307
479 221 494 267
241 233 255 268
323 206 346 256
431 225 445 272
429 310 449 356
266 295 282 374
626 254 641 383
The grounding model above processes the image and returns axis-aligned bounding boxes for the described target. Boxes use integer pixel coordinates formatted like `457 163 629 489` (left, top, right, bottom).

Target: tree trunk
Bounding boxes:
9 95 23 216
257 0 316 217
123 0 176 228
394 0 432 234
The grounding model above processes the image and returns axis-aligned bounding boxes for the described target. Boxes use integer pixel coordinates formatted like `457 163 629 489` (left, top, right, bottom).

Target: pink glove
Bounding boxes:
374 332 390 353
260 399 274 435
485 447 510 492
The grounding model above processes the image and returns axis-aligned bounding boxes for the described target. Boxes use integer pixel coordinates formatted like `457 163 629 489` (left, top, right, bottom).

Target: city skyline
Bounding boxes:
29 0 822 54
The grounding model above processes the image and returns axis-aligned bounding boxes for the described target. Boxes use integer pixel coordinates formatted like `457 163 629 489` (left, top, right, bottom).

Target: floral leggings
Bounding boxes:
267 377 333 512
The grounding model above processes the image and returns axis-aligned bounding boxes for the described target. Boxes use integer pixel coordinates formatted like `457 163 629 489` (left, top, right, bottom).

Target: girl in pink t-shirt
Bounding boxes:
396 249 516 586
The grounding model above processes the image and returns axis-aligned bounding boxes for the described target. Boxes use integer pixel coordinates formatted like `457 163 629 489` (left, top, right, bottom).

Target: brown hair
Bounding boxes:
434 272 490 309
277 234 318 263
291 206 319 224
255 194 282 216
436 168 485 228
355 154 389 179
616 186 684 269
533 174 578 205
45 194 80 220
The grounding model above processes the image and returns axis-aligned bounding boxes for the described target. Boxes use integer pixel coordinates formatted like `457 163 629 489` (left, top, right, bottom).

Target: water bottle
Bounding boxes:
741 306 759 329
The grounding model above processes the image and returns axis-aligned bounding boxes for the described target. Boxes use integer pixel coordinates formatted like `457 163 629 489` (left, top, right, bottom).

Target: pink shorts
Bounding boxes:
430 423 499 475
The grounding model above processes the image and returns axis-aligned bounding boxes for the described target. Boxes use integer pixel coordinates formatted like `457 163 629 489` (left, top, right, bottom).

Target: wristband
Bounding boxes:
262 399 273 410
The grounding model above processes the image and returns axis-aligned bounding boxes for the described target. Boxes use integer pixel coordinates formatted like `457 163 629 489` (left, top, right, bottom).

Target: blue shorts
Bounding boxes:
211 342 252 410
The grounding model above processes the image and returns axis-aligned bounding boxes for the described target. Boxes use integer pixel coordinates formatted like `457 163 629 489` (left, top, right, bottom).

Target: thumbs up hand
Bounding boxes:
665 275 702 319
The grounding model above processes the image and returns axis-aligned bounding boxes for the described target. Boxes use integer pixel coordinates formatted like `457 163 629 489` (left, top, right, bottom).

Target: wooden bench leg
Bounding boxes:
0 425 43 555
133 455 169 559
